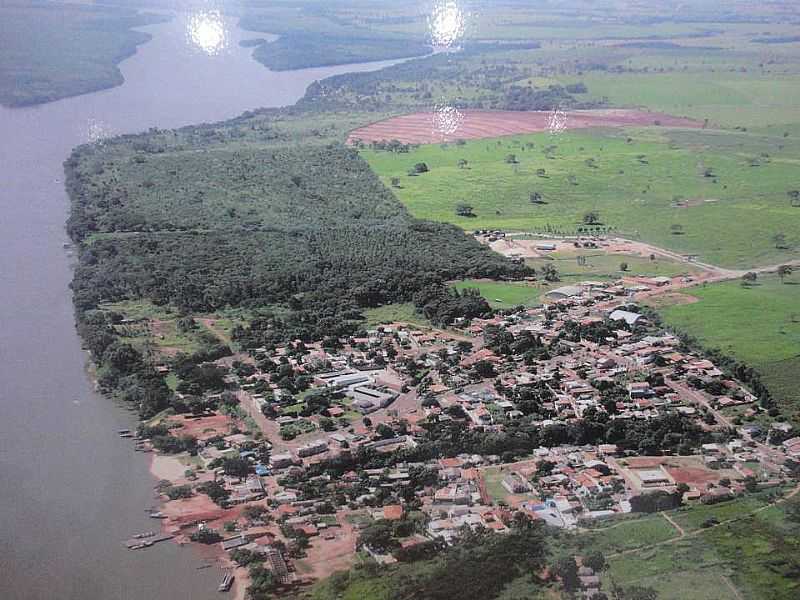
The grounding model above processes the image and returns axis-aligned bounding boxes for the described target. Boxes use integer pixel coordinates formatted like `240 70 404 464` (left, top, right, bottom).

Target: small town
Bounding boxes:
129 262 800 598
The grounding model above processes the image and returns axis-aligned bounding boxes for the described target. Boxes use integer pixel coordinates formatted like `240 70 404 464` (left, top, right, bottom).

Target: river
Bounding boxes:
0 13 410 600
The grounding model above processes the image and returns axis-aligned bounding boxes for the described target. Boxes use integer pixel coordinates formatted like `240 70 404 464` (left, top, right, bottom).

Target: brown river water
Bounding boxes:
0 13 410 599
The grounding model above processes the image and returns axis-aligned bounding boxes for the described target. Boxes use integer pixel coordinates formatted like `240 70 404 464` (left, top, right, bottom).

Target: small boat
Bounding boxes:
119 432 133 438
134 531 155 539
218 570 234 592
118 429 131 434
149 511 166 519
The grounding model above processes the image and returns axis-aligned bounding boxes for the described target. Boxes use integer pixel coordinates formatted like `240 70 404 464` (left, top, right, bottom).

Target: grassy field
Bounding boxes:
0 3 164 107
453 280 548 309
576 71 800 129
483 467 514 502
99 299 252 359
598 496 800 600
670 493 777 533
575 514 679 554
362 303 430 327
527 249 702 279
656 273 800 417
363 127 800 269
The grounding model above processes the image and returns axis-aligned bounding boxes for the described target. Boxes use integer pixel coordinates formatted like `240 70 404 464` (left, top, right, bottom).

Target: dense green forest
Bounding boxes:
0 2 165 107
65 112 526 414
297 47 591 114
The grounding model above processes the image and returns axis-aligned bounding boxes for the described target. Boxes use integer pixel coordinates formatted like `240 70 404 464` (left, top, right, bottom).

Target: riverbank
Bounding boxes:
0 5 168 108
0 10 419 598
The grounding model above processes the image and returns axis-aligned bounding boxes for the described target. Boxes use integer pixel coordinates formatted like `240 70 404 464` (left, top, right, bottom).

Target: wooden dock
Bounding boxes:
123 533 173 550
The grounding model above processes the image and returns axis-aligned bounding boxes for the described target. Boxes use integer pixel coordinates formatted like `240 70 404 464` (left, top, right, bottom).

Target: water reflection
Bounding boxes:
433 102 464 139
186 10 228 56
428 1 466 48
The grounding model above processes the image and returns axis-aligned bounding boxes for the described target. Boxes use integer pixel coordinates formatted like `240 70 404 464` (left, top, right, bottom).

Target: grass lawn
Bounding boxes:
482 467 515 503
656 273 800 417
453 280 547 308
362 303 430 327
364 127 800 268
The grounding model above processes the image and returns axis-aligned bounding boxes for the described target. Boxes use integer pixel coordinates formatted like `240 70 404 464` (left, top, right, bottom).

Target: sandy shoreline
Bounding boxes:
150 452 190 482
147 451 244 596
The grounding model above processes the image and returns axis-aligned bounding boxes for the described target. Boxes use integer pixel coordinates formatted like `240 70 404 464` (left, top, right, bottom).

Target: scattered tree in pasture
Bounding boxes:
455 203 476 217
582 211 600 225
670 223 684 235
541 263 560 282
777 264 793 283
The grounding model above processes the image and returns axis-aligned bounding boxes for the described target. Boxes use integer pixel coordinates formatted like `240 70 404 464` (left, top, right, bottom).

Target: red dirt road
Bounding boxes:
347 109 701 145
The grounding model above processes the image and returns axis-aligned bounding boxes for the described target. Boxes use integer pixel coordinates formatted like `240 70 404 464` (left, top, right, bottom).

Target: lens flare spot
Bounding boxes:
433 103 464 139
187 10 227 56
86 118 113 144
548 106 568 136
429 1 466 48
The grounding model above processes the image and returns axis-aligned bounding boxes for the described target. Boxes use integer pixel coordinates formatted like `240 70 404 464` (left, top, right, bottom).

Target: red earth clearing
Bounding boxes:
347 109 701 145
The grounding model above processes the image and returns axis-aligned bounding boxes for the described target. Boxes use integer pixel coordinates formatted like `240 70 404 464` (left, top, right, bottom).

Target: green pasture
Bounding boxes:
582 492 800 600
658 273 800 416
528 250 702 279
576 514 679 555
363 127 800 268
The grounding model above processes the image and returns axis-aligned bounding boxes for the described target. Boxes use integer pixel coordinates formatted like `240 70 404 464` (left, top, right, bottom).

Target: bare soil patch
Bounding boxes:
170 413 237 441
348 109 701 145
643 292 700 308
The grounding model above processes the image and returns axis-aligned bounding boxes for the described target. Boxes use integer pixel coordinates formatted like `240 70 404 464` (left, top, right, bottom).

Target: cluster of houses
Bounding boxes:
148 276 798 590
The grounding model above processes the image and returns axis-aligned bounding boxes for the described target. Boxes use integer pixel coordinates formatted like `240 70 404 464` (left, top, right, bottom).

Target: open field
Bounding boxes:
575 71 800 129
0 3 164 107
656 273 800 417
670 493 777 533
597 495 800 600
348 109 699 145
453 280 547 309
363 126 800 268
577 514 679 554
362 303 430 328
526 249 703 279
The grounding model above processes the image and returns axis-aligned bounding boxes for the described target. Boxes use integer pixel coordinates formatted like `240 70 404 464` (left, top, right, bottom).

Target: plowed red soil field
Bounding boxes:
348 109 700 145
